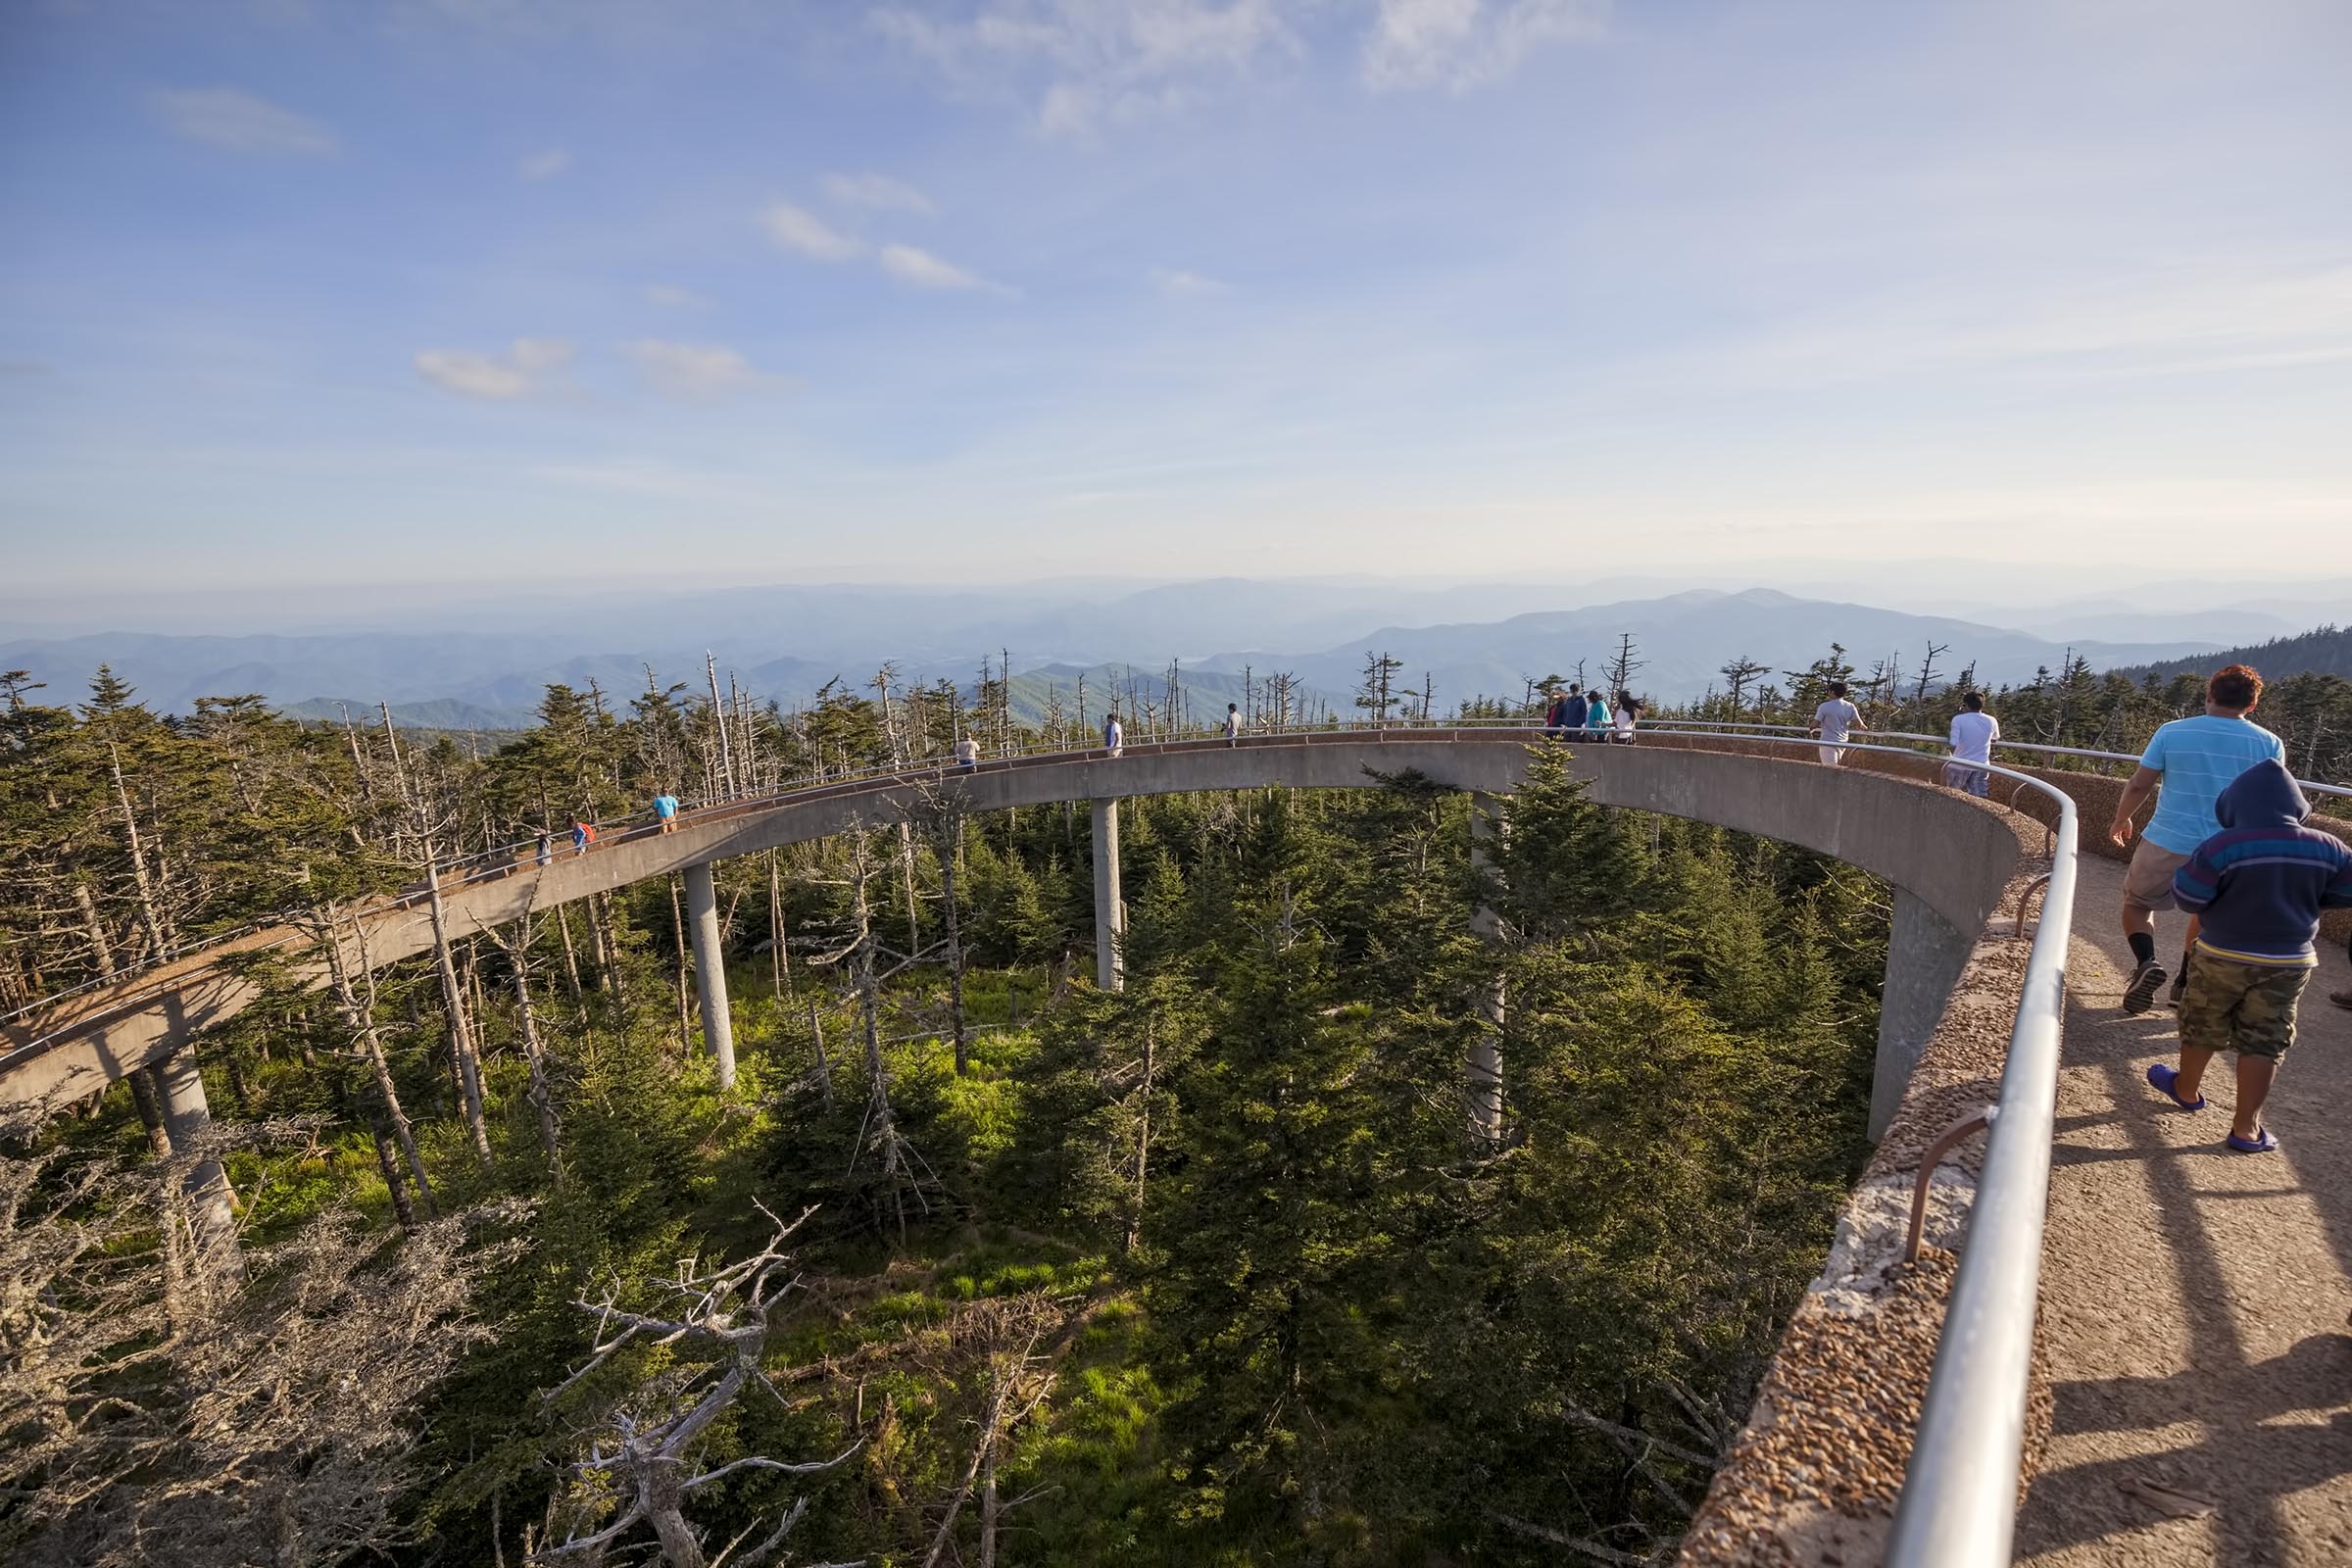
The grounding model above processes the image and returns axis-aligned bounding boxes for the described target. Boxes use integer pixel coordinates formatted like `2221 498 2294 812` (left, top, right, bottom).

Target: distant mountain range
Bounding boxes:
0 578 2320 728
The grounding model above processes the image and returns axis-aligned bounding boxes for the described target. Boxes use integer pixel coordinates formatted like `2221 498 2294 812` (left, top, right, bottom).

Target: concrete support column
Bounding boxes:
683 860 738 1091
1871 889 1978 1141
1091 797 1125 992
154 1048 238 1262
1466 792 1505 1147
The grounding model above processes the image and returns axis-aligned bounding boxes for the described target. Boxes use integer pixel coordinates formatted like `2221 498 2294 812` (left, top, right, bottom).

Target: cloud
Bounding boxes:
1151 267 1226 297
153 87 338 156
622 339 765 402
879 243 1004 294
871 0 1299 134
762 201 862 261
414 338 574 400
1362 0 1607 91
823 172 937 216
517 147 571 180
644 283 712 309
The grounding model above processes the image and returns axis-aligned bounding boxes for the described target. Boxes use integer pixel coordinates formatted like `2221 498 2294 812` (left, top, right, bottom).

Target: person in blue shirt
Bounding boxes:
2108 665 2285 1013
654 789 681 834
2144 760 2352 1152
1584 689 1608 738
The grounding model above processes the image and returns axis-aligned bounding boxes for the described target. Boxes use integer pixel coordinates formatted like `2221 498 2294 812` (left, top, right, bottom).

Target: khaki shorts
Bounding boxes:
2179 951 2312 1060
2123 840 2189 914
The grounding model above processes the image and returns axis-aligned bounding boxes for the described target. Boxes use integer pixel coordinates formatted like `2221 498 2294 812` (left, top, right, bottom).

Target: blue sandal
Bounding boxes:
2227 1128 2279 1153
2147 1063 2206 1111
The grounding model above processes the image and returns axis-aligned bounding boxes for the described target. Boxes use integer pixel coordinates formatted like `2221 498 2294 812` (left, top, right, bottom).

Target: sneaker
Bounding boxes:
2330 989 2352 1011
2122 960 2169 1015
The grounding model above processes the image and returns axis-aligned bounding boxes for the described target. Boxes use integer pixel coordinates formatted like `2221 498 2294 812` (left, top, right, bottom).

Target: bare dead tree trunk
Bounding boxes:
422 864 494 1166
486 921 564 1185
372 1120 418 1231
807 997 834 1109
108 740 172 956
667 874 693 1053
72 878 115 977
767 851 792 1001
323 923 437 1220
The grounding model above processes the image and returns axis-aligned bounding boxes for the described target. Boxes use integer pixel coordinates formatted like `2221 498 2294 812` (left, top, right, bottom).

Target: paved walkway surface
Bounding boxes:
2019 851 2352 1566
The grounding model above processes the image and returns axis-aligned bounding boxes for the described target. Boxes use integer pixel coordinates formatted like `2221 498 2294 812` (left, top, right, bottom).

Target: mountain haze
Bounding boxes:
1 581 2230 724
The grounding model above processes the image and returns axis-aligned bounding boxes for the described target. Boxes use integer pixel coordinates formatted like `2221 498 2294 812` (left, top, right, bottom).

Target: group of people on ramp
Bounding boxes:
2108 664 2352 1153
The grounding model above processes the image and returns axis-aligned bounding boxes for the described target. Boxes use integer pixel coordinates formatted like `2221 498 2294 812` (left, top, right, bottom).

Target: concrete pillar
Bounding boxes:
1091 797 1125 992
683 860 738 1090
1871 889 1978 1141
1466 793 1505 1147
154 1048 238 1261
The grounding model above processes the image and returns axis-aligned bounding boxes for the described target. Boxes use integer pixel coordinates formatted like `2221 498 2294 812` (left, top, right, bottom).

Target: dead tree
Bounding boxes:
0 1112 518 1568
536 1201 861 1568
376 704 493 1165
918 1296 1063 1568
901 776 974 1075
480 915 565 1186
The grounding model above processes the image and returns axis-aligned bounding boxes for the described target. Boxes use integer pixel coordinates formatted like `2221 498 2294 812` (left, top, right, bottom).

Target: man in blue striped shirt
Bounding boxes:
2106 665 2285 1013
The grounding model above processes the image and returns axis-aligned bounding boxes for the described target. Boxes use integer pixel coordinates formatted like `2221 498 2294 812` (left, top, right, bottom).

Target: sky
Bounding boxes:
3 0 2350 612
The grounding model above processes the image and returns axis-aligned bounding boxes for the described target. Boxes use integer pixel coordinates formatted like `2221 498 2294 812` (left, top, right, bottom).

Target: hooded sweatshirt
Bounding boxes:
2171 760 2352 967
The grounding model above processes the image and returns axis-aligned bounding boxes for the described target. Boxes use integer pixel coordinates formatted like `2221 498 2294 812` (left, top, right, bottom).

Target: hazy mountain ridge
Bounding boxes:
1 581 2239 723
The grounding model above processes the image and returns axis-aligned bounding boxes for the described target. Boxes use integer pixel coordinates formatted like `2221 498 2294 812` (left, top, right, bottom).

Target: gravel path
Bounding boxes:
2018 849 2352 1566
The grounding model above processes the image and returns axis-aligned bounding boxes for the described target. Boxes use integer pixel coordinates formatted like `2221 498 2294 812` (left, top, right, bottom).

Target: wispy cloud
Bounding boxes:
622 339 766 402
153 87 338 156
823 171 937 216
414 338 574 400
644 283 712 309
879 243 1005 294
1362 0 1608 92
762 200 862 261
1151 267 1226 297
871 0 1299 134
517 146 571 180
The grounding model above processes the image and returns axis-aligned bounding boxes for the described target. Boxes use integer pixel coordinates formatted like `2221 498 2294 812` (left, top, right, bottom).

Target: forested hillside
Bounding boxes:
2110 623 2352 686
0 662 1895 1566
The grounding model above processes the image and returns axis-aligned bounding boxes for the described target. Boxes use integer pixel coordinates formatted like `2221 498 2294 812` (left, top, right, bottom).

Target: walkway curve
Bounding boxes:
0 729 2031 1107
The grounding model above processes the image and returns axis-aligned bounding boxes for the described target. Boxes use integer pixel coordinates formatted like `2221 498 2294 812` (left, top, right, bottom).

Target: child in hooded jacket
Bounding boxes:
2146 759 2352 1152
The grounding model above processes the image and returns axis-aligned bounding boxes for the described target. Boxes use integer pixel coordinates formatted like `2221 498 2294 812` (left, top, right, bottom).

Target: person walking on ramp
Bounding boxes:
2109 664 2284 1012
655 788 681 834
1945 691 1998 797
1102 710 1123 758
2145 760 2352 1152
1811 681 1863 766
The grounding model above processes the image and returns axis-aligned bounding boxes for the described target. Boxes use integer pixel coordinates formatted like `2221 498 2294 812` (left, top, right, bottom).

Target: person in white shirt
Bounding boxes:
955 735 979 771
1102 711 1123 758
1223 703 1242 745
1945 692 1998 797
1611 692 1641 744
1811 681 1863 766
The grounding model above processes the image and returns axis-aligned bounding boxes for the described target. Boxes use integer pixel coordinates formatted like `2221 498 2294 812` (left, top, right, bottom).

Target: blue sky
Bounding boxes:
4 0 2349 605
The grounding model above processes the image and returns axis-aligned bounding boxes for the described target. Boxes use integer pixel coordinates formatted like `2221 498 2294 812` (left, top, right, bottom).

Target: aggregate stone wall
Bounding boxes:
1678 822 2053 1568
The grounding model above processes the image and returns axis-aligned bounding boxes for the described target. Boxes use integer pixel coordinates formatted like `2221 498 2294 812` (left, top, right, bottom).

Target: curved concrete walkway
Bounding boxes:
0 732 2024 1107
2021 850 2352 1566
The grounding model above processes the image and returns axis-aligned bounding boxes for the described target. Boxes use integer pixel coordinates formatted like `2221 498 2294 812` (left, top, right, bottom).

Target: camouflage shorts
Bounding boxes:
2179 952 2313 1061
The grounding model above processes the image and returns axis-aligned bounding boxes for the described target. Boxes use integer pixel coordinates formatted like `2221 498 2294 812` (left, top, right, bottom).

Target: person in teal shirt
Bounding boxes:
1584 690 1608 737
2107 664 2286 1012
